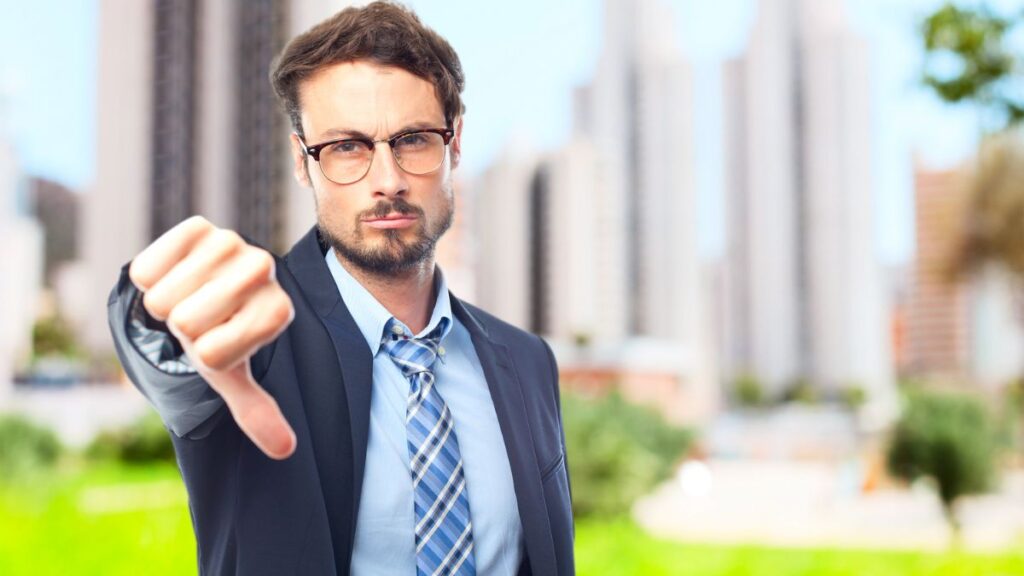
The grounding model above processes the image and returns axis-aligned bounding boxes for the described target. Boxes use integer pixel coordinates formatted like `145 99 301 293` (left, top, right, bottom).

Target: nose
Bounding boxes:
365 142 409 198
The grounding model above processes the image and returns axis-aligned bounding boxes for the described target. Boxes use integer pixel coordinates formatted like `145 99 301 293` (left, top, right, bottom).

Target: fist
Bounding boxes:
128 216 297 459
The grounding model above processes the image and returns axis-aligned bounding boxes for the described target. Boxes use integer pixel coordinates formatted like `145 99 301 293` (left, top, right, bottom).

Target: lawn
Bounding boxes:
1 463 1022 575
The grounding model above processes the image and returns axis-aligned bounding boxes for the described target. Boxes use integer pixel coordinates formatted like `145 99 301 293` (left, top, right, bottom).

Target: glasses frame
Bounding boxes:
298 127 455 185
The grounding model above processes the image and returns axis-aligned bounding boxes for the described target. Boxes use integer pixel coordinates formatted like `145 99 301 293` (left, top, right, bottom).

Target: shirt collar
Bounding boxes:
324 247 454 358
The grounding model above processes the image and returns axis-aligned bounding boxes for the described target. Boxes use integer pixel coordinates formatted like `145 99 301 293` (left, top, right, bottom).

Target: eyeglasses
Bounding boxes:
299 128 455 185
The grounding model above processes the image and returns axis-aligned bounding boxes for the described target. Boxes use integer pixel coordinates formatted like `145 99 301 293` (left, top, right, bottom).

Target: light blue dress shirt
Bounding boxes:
325 248 524 576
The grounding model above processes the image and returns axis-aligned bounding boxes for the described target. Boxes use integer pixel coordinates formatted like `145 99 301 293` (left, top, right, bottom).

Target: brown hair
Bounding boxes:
270 1 465 139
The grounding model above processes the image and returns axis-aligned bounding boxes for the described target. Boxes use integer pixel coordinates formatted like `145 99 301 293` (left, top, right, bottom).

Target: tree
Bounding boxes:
886 389 1000 540
921 3 1023 131
921 5 1024 384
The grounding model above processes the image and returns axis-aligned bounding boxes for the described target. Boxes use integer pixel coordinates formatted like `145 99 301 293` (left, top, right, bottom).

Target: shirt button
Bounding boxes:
391 325 405 335
438 346 446 356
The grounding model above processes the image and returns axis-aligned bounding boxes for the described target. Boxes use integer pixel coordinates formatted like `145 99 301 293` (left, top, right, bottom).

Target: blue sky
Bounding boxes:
0 0 1005 264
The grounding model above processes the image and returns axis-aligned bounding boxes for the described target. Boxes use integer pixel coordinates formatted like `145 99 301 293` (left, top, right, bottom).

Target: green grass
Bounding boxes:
0 462 195 576
575 519 1024 576
2 463 1023 575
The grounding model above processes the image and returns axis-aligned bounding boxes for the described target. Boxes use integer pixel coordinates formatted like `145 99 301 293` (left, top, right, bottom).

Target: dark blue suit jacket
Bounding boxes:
107 226 575 575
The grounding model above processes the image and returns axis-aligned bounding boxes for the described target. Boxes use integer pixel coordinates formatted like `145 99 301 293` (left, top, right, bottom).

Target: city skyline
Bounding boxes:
0 0 1006 267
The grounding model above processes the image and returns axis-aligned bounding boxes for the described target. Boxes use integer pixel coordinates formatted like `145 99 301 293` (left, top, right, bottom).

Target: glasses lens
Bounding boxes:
393 131 447 175
320 139 373 184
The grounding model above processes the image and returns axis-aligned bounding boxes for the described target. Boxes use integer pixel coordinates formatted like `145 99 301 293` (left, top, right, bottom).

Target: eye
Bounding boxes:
395 132 431 149
325 139 369 156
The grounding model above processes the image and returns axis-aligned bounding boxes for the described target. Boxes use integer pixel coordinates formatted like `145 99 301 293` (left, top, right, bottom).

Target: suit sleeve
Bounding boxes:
107 262 226 438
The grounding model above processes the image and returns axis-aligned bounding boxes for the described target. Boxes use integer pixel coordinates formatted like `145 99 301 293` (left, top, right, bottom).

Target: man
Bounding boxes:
106 3 574 575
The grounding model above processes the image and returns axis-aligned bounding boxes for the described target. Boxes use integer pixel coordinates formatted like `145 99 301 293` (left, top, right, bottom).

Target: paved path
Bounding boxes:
635 459 1024 552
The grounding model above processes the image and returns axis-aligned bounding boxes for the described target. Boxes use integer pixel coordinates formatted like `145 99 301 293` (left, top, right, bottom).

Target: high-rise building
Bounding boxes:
28 178 79 287
0 137 44 394
906 163 1024 389
723 0 894 418
471 0 718 423
905 165 971 380
574 0 701 347
471 142 538 331
83 0 353 353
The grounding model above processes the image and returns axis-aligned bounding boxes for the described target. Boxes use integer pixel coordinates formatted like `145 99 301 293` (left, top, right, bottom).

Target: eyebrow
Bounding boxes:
317 120 445 141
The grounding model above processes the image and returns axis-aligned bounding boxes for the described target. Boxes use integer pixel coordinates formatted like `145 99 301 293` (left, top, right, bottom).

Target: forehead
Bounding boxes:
298 61 444 139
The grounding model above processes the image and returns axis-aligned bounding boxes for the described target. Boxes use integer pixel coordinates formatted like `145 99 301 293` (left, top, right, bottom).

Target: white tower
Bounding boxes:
724 0 895 421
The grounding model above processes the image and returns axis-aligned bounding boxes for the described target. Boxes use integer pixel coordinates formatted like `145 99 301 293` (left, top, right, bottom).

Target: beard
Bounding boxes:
320 194 454 277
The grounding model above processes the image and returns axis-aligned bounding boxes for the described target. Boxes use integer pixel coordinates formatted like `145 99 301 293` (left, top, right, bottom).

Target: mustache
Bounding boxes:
362 198 425 220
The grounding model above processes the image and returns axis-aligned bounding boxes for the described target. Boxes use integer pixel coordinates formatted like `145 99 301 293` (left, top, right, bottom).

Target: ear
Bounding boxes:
289 133 313 188
450 117 463 170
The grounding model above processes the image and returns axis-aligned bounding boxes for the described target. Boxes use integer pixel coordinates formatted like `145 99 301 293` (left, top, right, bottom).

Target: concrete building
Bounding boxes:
82 0 354 354
573 0 701 348
905 163 1024 390
723 0 894 422
471 0 717 424
471 141 538 331
904 165 971 380
0 137 44 396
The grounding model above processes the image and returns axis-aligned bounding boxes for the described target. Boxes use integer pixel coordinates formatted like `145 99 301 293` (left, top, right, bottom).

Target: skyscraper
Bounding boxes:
83 0 352 353
723 0 894 416
0 135 43 393
575 0 701 347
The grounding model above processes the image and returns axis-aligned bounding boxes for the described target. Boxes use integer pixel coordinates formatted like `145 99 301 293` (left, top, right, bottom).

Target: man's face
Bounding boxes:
289 61 461 277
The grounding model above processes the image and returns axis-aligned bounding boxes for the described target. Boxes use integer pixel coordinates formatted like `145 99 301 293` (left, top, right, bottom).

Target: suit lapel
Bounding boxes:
284 226 373 571
451 296 558 575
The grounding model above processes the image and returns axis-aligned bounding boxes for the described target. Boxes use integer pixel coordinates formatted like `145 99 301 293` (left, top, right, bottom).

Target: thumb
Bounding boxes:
167 308 297 460
207 361 297 460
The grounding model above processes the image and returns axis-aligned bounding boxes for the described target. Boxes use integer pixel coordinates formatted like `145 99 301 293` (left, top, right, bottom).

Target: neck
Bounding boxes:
335 252 438 335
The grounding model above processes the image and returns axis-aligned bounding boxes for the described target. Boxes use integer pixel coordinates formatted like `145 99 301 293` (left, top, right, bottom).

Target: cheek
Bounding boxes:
316 190 356 230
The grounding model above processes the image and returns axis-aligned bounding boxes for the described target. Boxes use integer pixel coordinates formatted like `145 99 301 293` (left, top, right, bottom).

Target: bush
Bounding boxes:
841 384 867 410
32 315 82 360
0 414 61 481
886 388 1000 534
732 374 764 407
781 377 817 404
87 410 176 464
563 391 693 519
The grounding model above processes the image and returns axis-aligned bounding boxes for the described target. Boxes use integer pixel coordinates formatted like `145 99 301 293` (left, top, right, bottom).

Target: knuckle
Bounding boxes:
255 297 292 340
128 260 152 291
141 291 169 320
252 250 276 280
271 296 295 328
166 306 196 340
184 215 213 234
211 228 243 252
238 249 275 289
194 338 229 371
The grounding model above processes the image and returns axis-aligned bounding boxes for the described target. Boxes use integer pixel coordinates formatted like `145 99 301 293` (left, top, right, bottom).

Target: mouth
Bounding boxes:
362 213 419 230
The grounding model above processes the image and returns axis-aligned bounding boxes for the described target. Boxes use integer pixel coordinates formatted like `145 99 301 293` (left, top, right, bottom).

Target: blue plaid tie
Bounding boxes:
382 317 476 576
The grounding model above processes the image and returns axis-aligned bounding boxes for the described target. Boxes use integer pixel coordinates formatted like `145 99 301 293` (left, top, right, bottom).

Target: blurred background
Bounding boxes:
1 0 1023 574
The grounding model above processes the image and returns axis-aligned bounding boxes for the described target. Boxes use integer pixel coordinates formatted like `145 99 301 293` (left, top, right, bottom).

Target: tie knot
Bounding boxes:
381 318 446 378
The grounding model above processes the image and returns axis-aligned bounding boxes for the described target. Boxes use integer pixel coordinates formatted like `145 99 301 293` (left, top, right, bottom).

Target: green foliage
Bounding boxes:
563 391 693 519
31 315 82 360
0 462 194 575
841 384 868 410
4 464 1023 576
921 3 1024 130
575 519 1024 576
886 389 1000 530
781 377 818 405
732 373 765 407
0 415 61 481
87 411 176 464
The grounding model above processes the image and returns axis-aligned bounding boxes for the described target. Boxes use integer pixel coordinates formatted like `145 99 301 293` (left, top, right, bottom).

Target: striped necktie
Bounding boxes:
382 317 476 576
